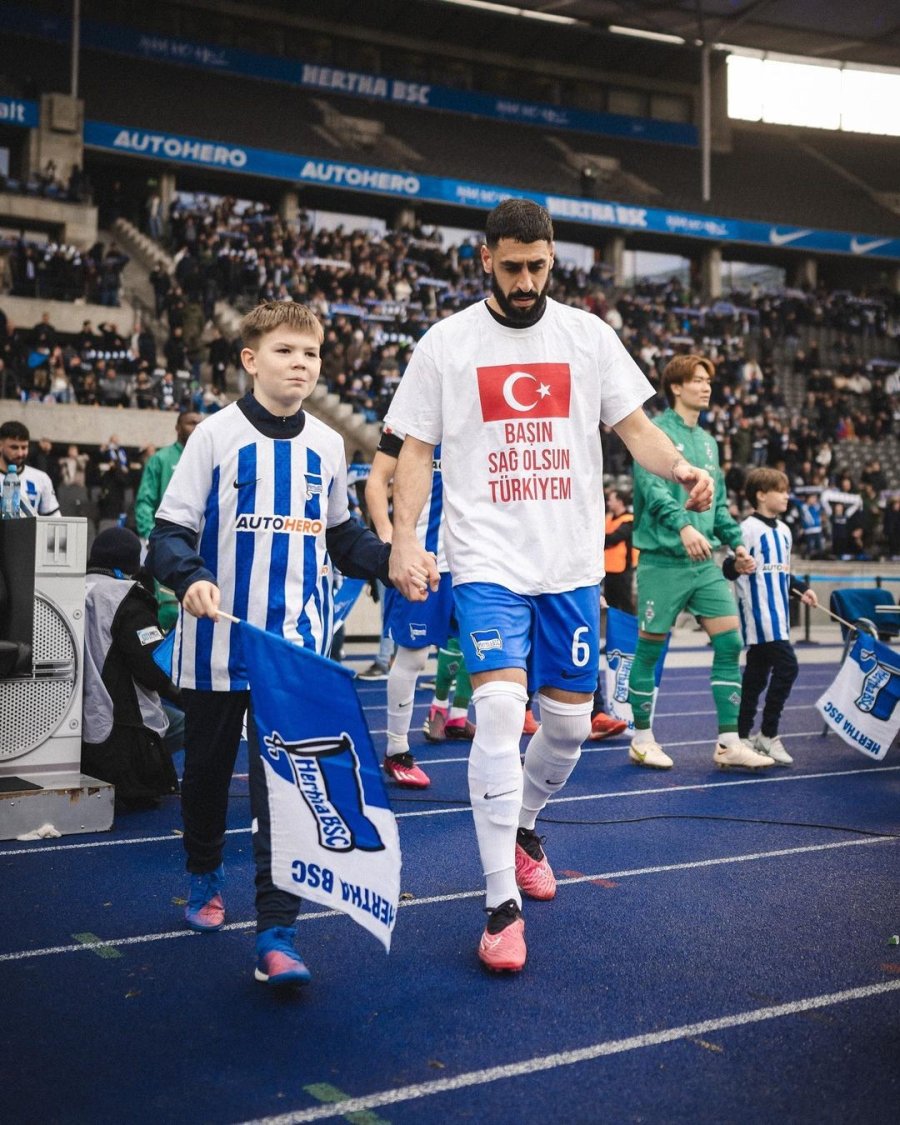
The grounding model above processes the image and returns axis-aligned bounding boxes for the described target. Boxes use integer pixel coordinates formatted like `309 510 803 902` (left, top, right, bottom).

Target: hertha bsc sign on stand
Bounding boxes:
604 606 669 732
239 620 402 951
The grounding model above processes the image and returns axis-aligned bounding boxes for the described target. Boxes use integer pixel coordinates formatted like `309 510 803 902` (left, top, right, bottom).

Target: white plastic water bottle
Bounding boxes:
1 465 21 519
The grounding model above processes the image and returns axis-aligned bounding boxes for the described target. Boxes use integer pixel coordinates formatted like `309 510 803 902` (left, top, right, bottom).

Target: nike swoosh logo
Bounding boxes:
484 789 517 800
850 236 892 255
544 779 565 786
768 228 811 247
398 700 411 709
233 478 259 489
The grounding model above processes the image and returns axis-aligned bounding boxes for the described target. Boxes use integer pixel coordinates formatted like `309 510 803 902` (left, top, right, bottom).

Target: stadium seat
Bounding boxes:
829 587 900 642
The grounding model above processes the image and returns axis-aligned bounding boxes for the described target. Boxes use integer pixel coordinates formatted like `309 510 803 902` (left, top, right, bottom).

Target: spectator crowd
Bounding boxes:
4 193 900 560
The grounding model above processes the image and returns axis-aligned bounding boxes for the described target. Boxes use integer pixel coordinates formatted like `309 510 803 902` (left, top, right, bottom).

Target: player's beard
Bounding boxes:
490 271 549 326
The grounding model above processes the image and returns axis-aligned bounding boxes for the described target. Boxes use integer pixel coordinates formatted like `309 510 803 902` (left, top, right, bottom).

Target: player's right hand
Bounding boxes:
183 579 221 620
389 538 439 602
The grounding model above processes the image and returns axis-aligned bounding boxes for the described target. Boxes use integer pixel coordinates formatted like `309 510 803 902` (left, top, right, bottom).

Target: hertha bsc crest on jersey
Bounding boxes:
263 732 385 853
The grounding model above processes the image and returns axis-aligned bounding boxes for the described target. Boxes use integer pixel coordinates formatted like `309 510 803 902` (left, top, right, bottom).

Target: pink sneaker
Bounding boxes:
423 706 448 742
383 752 431 788
184 865 225 932
445 717 476 740
478 900 526 972
514 827 557 900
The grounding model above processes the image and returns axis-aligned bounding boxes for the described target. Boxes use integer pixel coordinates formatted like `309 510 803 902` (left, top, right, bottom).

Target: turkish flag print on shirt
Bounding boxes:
476 363 571 423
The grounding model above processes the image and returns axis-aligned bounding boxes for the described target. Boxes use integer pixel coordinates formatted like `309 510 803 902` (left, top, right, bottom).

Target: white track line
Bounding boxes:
397 763 900 818
2 759 896 852
234 977 900 1124
0 836 893 964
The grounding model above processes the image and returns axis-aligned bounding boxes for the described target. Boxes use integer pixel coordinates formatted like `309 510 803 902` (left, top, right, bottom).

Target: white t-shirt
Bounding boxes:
385 297 654 595
155 403 350 691
20 465 60 516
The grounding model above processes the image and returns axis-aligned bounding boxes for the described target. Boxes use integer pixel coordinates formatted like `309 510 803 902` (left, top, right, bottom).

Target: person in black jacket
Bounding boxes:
82 527 182 809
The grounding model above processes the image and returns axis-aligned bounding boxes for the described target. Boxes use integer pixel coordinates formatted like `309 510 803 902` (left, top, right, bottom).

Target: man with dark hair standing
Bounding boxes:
385 198 713 972
626 354 772 772
0 420 60 516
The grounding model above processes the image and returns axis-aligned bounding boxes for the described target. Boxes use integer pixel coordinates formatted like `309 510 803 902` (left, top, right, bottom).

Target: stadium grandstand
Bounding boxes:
3 0 900 541
2 2 900 1120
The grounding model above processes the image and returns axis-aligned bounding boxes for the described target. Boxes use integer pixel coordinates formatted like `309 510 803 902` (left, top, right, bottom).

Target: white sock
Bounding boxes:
632 726 655 745
519 693 592 830
718 731 741 748
468 681 528 909
386 645 428 755
448 706 468 723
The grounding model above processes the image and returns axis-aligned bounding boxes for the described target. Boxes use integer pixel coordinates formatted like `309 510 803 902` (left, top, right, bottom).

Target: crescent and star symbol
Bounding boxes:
501 371 552 412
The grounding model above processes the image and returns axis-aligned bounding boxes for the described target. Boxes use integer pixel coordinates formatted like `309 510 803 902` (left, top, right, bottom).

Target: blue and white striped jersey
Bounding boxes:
20 465 60 516
155 402 350 691
734 514 793 645
379 428 446 570
419 442 445 570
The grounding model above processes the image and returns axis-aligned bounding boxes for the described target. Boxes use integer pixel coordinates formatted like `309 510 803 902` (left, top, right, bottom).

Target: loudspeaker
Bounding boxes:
0 518 86 771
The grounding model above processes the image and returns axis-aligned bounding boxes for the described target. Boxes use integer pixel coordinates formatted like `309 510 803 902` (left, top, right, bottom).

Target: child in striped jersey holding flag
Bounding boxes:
725 467 818 765
148 302 391 987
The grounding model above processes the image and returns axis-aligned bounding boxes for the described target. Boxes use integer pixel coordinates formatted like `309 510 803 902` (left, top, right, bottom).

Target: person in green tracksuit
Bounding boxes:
134 410 201 630
627 353 773 772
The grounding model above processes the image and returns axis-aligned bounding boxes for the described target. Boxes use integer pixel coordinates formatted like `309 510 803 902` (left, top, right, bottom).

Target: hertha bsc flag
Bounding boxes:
816 633 900 761
239 621 401 950
604 606 669 732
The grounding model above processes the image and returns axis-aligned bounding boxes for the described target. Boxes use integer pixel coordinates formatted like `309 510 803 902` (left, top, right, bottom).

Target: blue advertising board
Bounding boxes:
83 120 900 261
0 1 696 148
0 97 38 128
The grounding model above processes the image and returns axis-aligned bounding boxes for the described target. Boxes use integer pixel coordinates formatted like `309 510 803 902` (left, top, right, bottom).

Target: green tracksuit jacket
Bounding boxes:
134 441 184 539
632 408 742 560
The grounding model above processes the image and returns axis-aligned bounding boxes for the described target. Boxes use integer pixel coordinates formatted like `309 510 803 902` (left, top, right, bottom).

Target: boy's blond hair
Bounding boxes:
745 467 789 510
240 301 324 348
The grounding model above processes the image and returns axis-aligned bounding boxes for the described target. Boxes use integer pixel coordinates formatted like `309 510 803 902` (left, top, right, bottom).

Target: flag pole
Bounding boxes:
214 609 241 624
790 589 853 631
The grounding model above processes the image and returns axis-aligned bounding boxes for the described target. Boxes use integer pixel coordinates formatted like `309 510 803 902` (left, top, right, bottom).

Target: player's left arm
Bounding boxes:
612 408 713 512
711 471 743 551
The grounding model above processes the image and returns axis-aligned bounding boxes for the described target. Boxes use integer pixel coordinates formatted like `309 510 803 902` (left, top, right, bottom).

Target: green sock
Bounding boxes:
627 636 666 730
435 638 462 704
451 658 472 710
710 629 743 734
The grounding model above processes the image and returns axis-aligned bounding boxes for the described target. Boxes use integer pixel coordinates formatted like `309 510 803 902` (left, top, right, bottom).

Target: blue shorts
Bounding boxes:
453 582 600 694
384 572 455 649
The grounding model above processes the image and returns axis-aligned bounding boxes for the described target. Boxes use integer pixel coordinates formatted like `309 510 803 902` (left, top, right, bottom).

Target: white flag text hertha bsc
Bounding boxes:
239 621 402 950
816 632 900 761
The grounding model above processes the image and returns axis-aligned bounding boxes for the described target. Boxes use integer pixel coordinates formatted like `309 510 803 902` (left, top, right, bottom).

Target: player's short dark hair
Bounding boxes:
240 301 324 348
0 420 29 442
745 467 789 509
660 353 715 407
484 198 554 248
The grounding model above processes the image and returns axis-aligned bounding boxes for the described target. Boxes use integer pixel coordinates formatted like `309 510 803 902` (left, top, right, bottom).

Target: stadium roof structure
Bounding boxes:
436 1 900 69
